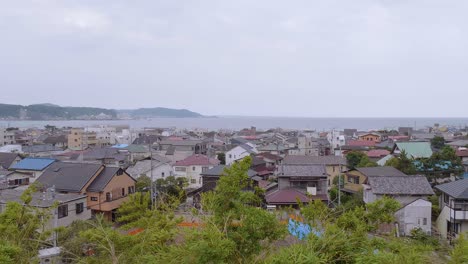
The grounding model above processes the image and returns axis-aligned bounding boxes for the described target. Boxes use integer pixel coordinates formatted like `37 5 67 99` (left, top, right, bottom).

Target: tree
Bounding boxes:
449 233 468 264
194 157 286 263
266 197 435 264
385 150 417 174
430 136 445 149
346 151 377 170
155 176 187 200
0 187 52 263
117 192 152 227
217 153 226 165
135 175 152 192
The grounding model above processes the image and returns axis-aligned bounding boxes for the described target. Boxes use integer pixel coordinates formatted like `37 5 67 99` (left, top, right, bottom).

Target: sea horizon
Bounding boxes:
1 116 467 131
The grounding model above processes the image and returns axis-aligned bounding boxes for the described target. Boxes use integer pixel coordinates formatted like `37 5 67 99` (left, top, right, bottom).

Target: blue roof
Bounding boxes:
10 158 55 171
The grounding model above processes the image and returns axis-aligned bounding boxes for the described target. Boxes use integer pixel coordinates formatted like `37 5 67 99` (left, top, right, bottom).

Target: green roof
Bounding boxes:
395 142 433 159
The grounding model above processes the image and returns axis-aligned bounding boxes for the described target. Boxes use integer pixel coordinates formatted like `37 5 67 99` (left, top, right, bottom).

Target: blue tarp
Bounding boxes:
111 144 129 149
287 219 322 240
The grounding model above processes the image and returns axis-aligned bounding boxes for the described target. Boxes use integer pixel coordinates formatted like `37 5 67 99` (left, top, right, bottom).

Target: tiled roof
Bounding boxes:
10 158 55 171
357 166 407 177
0 153 19 169
348 140 376 147
366 149 390 158
283 155 346 165
87 167 135 192
266 189 327 204
174 154 219 166
367 175 434 196
37 162 102 192
435 178 468 199
200 165 257 177
0 189 86 208
280 165 327 177
43 135 67 144
394 142 433 159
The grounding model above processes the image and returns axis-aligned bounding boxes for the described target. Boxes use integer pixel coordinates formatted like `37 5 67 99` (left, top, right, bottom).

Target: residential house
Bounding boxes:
68 128 98 151
9 158 56 185
327 130 345 149
120 144 150 162
435 179 468 240
173 154 219 189
22 144 64 157
126 155 173 180
265 164 328 208
392 142 433 159
0 152 21 169
366 149 390 161
282 155 347 187
43 135 68 149
0 189 91 228
36 162 136 221
0 128 16 146
362 172 434 235
297 136 320 156
156 139 207 155
343 166 407 193
226 143 258 165
357 132 382 142
200 165 258 192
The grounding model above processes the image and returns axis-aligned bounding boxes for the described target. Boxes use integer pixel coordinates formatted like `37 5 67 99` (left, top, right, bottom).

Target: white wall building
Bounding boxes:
0 128 16 146
173 154 219 189
226 143 258 165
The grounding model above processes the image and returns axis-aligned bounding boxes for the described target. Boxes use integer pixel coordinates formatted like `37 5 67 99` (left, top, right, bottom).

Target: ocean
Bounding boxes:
1 117 468 131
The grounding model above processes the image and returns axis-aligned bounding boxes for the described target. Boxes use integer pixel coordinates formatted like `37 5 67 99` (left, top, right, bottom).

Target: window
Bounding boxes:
192 166 196 171
229 154 232 158
117 170 123 176
161 172 165 177
76 203 84 214
191 179 196 184
91 196 98 201
444 194 449 205
202 167 208 172
106 192 111 202
175 167 186 172
122 188 125 196
423 218 427 225
58 204 68 219
128 186 135 194
333 166 336 173
74 139 77 142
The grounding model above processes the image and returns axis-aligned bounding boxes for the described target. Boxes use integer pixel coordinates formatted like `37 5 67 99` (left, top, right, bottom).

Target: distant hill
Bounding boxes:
118 107 203 118
0 103 204 120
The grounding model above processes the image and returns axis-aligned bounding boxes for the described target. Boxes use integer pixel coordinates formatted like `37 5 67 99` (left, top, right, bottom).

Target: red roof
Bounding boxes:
366 149 390 158
348 140 376 147
256 152 282 161
174 154 220 166
456 149 468 157
265 189 327 204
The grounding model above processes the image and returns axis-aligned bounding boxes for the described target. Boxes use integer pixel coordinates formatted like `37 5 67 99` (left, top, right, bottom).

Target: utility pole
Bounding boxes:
149 143 154 209
338 143 343 207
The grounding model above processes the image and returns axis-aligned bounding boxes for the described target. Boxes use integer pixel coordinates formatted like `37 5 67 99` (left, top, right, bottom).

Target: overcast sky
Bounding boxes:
1 1 467 117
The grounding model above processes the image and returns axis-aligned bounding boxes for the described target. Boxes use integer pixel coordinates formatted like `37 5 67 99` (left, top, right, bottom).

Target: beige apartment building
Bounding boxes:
68 128 98 150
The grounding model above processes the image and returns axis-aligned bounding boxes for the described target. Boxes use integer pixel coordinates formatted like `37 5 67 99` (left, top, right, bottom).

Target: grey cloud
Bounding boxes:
1 0 467 117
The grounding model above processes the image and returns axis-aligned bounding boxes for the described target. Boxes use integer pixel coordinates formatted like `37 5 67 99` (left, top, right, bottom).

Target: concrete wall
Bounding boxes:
395 199 432 236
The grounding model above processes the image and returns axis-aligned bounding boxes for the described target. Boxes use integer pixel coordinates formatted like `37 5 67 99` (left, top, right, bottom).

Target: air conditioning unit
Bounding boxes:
307 187 317 196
